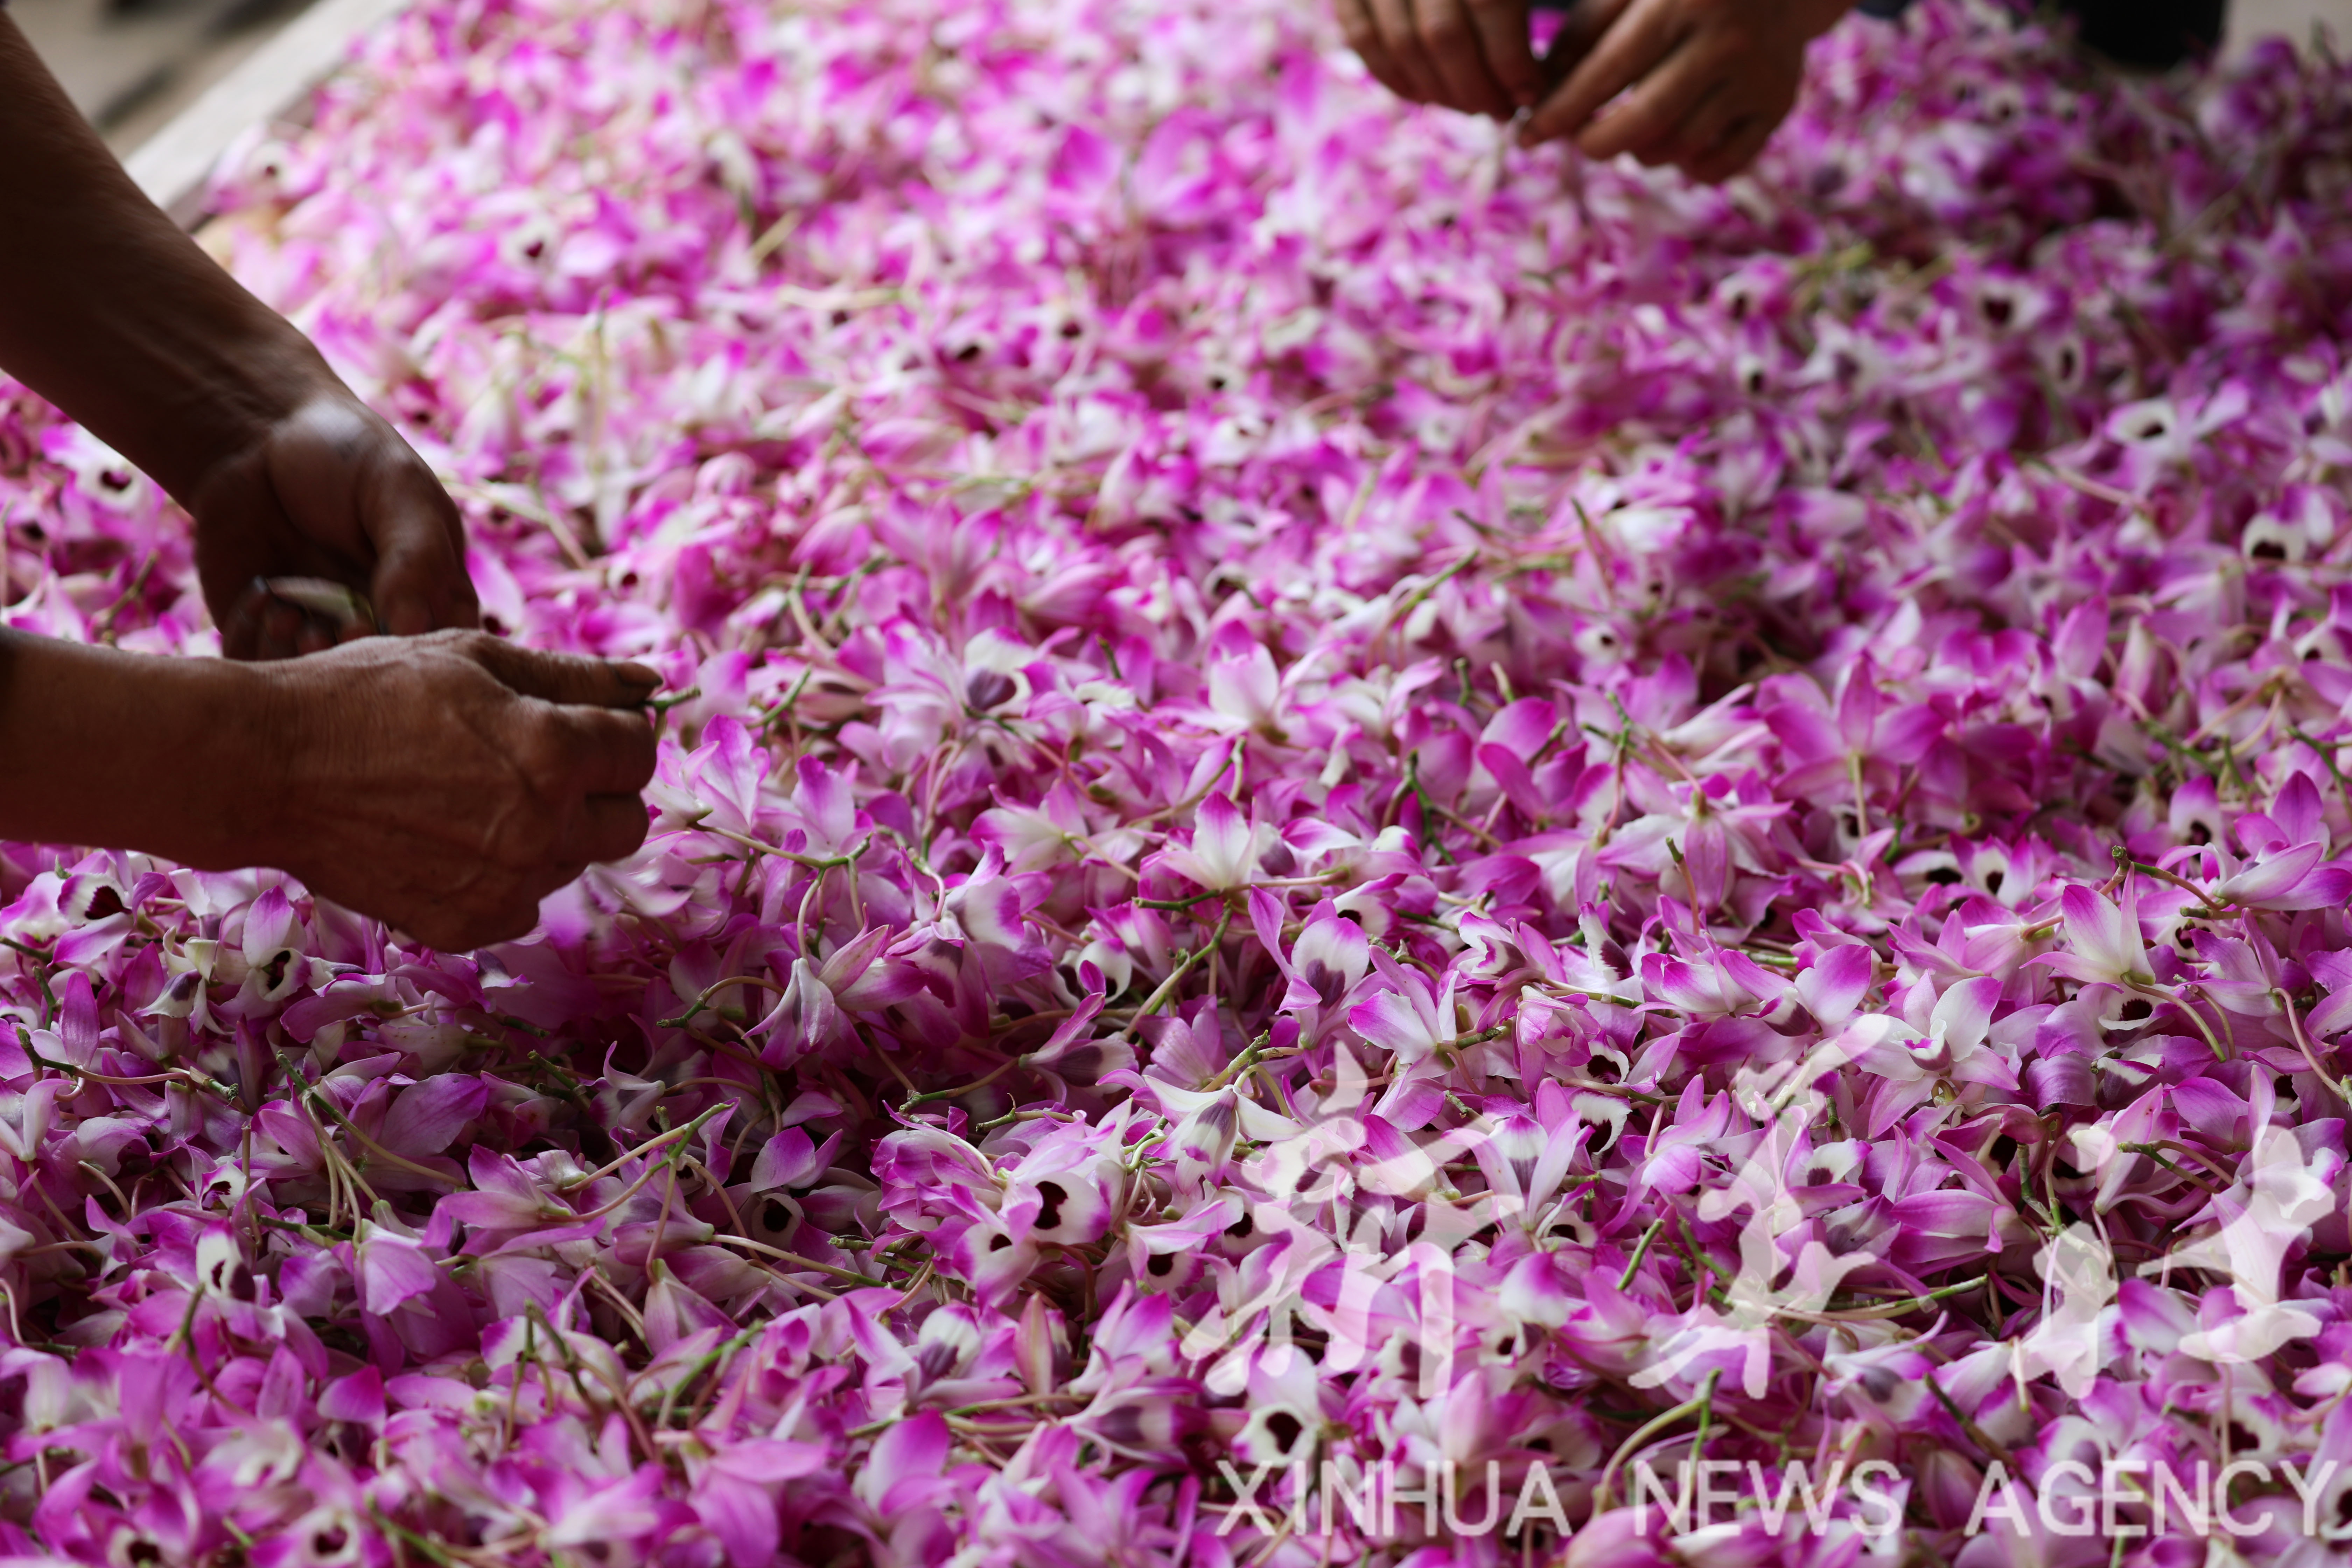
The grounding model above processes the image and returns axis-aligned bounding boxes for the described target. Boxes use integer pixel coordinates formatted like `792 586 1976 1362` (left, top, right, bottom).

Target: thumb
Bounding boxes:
263 394 481 637
463 636 662 709
1466 0 1542 107
1535 0 1627 94
361 457 480 638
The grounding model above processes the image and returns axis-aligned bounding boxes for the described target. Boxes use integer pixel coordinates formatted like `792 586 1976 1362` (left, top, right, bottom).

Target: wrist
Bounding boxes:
156 334 350 505
0 633 287 869
124 652 292 870
27 293 340 509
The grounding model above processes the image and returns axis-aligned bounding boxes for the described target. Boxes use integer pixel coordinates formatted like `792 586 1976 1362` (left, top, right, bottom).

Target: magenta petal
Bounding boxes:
379 1073 489 1157
318 1366 387 1428
2024 1055 2097 1108
6 6 2352 1558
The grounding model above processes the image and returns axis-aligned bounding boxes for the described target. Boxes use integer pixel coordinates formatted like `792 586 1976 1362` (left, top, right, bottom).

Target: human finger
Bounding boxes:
364 469 479 637
1575 30 1730 160
254 576 373 655
257 398 475 639
1662 76 1742 165
1415 0 1511 115
262 575 372 630
230 584 324 663
462 635 662 709
259 598 310 662
544 704 660 796
1369 0 1448 103
577 794 654 864
1684 110 1775 182
1334 0 1418 99
1682 66 1795 181
1535 0 1632 92
1521 0 1679 145
219 579 273 662
1464 0 1542 107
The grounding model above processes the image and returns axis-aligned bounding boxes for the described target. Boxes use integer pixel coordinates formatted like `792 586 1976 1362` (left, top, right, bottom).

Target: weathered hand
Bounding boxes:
1331 0 1543 119
0 16 477 659
191 393 480 660
1521 0 1853 183
253 631 659 951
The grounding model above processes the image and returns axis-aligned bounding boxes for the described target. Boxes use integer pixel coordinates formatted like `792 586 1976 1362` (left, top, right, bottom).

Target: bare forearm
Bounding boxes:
0 15 334 501
1 629 659 951
0 630 279 867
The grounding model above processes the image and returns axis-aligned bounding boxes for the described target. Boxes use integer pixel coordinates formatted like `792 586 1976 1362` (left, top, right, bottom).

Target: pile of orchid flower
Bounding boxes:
7 0 2352 1561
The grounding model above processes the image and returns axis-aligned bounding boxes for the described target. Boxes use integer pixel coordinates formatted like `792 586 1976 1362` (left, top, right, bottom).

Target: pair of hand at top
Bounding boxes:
1335 0 1856 183
0 14 659 954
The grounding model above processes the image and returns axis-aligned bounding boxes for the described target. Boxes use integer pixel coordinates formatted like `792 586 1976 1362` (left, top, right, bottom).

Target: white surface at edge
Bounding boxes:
120 0 410 227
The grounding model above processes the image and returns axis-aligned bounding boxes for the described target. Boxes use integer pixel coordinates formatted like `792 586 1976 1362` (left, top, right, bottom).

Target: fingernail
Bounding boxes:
611 661 662 690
